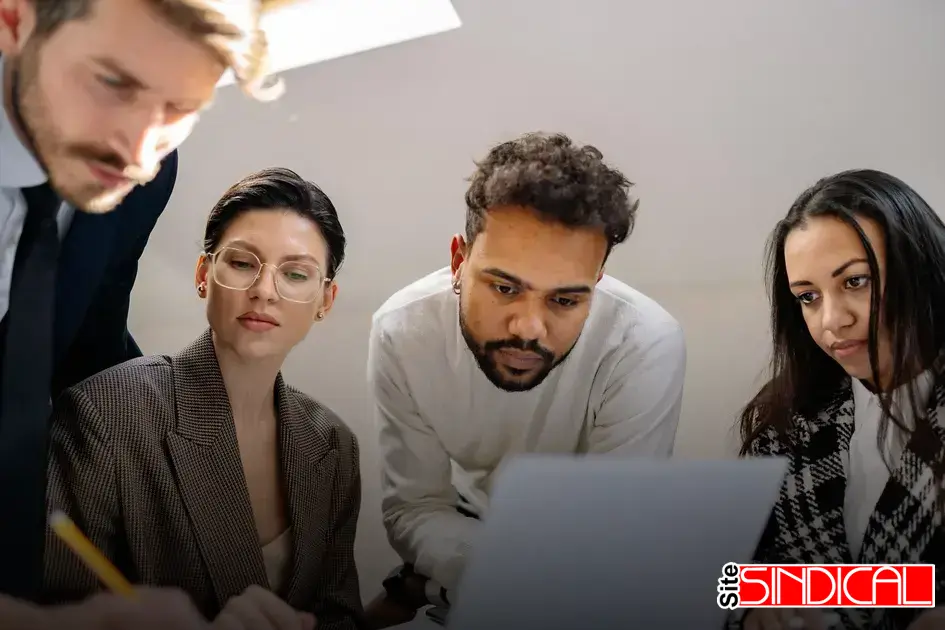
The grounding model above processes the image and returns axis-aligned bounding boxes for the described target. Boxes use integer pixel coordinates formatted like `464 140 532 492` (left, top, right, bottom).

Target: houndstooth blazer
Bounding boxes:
41 328 364 629
729 377 945 630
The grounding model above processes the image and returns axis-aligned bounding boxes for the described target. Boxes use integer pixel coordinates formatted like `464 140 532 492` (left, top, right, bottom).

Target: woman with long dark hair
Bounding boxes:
735 170 945 630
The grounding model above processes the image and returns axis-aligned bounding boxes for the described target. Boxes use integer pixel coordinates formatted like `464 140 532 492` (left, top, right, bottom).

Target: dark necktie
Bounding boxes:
0 182 62 599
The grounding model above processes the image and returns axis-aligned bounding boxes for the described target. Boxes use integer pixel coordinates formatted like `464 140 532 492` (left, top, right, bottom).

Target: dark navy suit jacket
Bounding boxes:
0 149 179 600
50 150 178 395
0 53 179 601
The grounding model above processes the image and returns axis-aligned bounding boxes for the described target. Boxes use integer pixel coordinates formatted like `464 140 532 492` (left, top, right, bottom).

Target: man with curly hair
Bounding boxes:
366 132 687 626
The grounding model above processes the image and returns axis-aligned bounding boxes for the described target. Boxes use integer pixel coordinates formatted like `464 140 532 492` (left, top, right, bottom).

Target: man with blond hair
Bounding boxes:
0 0 282 627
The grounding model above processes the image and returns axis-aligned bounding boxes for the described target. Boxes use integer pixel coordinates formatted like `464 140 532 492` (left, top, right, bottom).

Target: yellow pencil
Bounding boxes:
48 510 136 598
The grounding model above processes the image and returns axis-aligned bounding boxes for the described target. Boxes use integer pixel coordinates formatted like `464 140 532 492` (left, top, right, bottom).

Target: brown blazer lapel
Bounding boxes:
276 380 338 611
165 329 268 606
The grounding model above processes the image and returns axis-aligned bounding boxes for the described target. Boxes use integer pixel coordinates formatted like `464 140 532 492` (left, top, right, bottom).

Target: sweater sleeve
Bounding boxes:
586 321 686 456
369 321 479 591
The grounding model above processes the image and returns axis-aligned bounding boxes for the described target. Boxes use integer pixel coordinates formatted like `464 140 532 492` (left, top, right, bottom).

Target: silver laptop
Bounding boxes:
443 455 788 630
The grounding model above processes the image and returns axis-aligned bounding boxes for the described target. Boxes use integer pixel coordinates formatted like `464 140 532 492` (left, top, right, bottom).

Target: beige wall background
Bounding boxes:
127 0 945 600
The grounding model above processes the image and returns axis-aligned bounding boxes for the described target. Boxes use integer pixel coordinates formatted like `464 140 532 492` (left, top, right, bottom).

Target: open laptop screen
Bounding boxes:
446 455 787 630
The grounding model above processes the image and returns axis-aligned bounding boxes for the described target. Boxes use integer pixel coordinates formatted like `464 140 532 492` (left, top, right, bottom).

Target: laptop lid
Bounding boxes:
446 455 788 630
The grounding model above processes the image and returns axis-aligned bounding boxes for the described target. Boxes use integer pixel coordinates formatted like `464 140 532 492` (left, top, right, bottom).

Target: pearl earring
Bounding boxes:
316 312 325 320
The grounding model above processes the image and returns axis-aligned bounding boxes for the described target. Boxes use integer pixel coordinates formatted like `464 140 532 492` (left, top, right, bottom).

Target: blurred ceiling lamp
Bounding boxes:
218 0 462 87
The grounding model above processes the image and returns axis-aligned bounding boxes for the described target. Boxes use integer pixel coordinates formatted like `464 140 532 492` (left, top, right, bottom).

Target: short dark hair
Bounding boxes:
28 0 280 100
464 132 638 256
203 167 346 279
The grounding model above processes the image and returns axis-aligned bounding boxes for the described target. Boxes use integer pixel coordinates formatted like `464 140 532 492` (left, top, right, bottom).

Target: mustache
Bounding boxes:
483 337 555 361
71 145 157 185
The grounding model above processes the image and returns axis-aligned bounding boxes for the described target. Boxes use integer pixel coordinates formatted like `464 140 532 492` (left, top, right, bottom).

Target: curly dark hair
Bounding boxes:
464 132 638 257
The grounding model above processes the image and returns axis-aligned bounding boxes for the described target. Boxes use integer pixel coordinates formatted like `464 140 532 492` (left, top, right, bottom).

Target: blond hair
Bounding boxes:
31 0 283 101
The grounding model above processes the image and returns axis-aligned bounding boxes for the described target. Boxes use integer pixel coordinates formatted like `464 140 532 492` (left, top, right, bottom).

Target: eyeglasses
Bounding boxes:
205 247 329 304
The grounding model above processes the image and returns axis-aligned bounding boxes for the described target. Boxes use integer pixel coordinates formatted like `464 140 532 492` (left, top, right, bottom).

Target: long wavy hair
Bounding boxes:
739 169 945 484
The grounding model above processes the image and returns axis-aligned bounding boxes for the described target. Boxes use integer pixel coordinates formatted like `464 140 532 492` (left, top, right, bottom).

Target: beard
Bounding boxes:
9 43 157 213
458 295 575 392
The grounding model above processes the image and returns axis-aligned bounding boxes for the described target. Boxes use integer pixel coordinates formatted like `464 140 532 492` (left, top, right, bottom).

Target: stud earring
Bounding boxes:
452 279 461 295
197 283 206 296
316 311 325 320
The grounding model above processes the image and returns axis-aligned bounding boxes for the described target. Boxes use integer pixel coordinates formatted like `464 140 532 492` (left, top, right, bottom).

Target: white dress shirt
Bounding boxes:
368 266 687 591
0 57 74 321
845 370 933 558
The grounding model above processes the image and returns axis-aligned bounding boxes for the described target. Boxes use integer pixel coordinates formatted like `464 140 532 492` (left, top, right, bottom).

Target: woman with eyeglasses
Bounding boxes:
733 169 945 630
40 168 363 630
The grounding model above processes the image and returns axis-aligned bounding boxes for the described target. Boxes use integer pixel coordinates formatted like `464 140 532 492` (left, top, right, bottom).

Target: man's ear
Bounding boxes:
0 0 35 55
450 234 466 278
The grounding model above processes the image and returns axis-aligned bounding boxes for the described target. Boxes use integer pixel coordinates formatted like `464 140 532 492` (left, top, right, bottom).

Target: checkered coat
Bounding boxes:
41 329 364 629
728 379 945 630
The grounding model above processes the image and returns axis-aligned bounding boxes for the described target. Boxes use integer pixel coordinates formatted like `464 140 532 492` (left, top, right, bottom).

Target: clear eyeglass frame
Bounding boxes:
204 247 330 304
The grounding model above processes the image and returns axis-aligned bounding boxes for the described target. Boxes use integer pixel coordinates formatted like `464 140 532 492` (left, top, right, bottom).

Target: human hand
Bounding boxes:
906 607 945 630
41 587 208 630
362 593 418 630
213 584 315 630
743 608 840 630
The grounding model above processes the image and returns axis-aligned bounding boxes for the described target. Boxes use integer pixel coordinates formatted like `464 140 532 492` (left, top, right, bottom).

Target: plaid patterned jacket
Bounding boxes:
41 329 364 629
729 379 945 630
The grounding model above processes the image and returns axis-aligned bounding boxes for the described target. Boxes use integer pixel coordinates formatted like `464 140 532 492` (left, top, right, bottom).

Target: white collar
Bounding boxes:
851 366 936 418
0 57 47 190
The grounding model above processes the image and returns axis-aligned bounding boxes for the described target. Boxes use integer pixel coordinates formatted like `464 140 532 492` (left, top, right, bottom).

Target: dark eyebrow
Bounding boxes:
91 57 148 90
281 253 320 265
789 257 868 288
223 240 259 255
224 241 320 265
483 268 525 286
554 285 593 295
482 267 593 295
